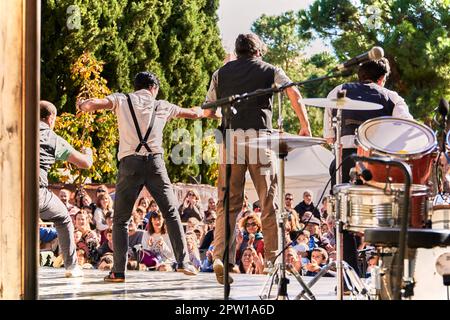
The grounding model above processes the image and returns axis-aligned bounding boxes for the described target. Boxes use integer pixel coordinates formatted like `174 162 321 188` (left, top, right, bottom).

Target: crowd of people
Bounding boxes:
40 187 378 278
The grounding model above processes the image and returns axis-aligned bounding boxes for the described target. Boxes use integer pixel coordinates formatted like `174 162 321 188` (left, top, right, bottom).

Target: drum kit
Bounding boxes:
245 91 450 301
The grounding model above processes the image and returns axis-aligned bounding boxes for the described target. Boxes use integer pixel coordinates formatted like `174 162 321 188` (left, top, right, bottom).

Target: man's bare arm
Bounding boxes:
77 98 113 112
285 86 311 136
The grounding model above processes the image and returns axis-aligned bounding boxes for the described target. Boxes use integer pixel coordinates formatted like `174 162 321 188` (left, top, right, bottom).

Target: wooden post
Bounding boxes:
0 0 39 299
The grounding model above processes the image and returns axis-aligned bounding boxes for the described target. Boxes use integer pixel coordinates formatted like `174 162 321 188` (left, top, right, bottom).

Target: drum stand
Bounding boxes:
330 90 369 300
259 92 316 300
259 149 317 300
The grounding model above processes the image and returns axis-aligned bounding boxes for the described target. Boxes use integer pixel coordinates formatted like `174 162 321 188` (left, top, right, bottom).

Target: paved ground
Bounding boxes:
39 267 344 300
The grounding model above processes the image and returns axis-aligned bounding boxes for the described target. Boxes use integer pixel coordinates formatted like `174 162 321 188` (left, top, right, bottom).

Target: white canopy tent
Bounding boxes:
244 145 334 208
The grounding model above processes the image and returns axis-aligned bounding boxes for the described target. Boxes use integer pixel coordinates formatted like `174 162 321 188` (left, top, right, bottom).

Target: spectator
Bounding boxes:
305 248 334 277
186 217 201 233
74 188 95 213
200 246 214 272
252 200 261 214
186 233 201 270
95 185 108 203
99 211 114 245
365 253 380 277
294 190 320 220
141 211 176 271
98 253 114 271
203 197 217 224
74 211 100 265
76 248 93 269
80 205 96 231
178 189 203 222
39 225 58 253
320 197 328 221
286 211 302 243
284 193 299 218
285 247 302 274
94 193 114 232
144 200 159 221
137 196 151 213
128 216 144 262
238 247 264 274
199 211 216 250
133 206 147 230
236 213 265 262
59 189 75 211
97 227 114 259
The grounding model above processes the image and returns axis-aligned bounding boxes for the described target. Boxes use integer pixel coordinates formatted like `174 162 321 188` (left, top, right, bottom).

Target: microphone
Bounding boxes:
355 161 373 181
335 47 384 71
438 98 449 118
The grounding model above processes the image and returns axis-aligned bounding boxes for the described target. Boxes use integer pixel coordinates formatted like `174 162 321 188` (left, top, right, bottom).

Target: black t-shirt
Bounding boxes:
294 201 320 219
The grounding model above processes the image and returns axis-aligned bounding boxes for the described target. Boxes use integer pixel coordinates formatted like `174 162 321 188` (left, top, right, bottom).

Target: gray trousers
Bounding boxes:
39 187 77 269
112 154 188 273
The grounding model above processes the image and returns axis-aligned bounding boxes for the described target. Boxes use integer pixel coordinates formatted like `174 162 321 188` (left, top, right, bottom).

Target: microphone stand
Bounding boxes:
201 69 352 301
351 155 412 300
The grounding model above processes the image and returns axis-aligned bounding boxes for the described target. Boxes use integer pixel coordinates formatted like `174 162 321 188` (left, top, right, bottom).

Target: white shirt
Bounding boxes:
106 90 183 160
323 83 413 149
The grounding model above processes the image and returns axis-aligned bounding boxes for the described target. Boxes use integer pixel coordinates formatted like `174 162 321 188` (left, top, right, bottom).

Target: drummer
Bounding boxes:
323 57 413 273
203 33 312 285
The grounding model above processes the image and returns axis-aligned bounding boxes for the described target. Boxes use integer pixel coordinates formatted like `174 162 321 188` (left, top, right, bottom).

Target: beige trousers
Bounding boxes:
213 130 278 264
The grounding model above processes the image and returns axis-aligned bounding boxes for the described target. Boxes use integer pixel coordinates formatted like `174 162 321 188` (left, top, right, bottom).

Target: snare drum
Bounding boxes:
332 183 429 232
356 117 437 186
432 195 450 229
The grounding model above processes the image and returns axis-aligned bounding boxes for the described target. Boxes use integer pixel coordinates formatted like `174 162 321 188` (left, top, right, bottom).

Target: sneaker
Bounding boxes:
177 262 198 276
213 259 233 285
65 265 83 278
103 272 125 283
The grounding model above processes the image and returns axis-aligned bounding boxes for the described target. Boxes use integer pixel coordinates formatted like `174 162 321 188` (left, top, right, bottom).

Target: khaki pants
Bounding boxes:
213 130 278 264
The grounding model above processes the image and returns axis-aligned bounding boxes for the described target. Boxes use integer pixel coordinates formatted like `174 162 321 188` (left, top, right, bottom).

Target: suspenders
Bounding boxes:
125 94 158 153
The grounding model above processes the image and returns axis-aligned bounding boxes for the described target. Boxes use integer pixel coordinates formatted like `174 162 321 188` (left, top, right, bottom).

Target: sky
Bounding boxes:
217 0 330 56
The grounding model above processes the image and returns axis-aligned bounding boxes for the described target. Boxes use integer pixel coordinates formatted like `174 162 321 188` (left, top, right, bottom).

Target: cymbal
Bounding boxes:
243 132 326 154
302 97 383 110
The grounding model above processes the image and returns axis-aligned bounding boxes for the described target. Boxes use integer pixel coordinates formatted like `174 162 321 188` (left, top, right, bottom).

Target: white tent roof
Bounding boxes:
245 145 334 206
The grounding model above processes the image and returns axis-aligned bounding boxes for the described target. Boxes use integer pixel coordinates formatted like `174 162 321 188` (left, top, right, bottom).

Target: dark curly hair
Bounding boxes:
235 33 267 58
358 57 391 83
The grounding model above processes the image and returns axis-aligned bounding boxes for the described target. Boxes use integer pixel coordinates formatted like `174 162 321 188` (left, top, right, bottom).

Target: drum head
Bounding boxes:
357 117 436 157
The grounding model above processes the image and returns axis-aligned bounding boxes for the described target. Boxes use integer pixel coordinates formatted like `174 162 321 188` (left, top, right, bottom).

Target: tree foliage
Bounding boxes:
49 52 119 183
41 0 224 185
297 0 450 120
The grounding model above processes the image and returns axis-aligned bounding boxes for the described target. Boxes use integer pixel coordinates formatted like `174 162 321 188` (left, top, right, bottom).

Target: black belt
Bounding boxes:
123 153 161 161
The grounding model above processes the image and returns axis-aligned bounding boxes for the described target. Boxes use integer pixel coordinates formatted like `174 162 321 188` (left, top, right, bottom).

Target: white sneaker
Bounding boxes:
65 265 84 278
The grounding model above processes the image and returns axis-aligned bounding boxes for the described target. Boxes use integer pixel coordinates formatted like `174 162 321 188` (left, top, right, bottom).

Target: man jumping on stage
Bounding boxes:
203 33 312 285
78 71 203 282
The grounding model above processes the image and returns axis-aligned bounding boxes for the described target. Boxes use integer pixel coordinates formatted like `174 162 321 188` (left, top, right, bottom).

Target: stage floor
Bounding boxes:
38 267 341 300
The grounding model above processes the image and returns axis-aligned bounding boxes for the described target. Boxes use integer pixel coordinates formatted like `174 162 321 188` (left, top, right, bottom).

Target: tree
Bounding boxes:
41 0 224 184
297 0 450 120
49 51 119 184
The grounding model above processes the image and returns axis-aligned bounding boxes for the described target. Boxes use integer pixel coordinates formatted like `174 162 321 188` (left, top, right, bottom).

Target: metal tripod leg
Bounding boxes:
294 261 336 300
259 264 279 300
287 264 316 300
342 261 370 299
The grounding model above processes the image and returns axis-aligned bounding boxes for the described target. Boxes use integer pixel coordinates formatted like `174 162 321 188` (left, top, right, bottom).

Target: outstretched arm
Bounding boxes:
77 98 113 112
176 107 204 119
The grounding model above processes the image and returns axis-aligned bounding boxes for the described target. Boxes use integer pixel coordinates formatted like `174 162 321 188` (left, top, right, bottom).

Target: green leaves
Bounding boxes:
42 0 224 185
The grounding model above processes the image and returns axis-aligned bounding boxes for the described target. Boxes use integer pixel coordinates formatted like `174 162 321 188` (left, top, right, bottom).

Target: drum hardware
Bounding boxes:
303 92 383 299
351 154 413 300
292 260 370 300
250 133 326 300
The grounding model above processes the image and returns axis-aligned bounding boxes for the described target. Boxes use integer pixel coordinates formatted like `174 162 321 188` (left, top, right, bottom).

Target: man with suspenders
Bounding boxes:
78 71 203 282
